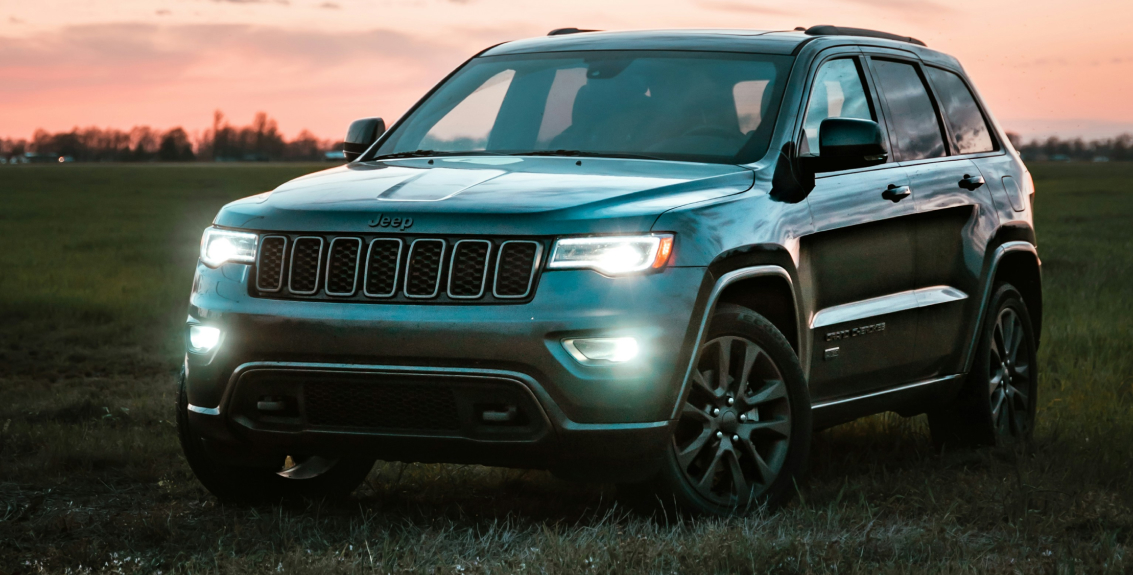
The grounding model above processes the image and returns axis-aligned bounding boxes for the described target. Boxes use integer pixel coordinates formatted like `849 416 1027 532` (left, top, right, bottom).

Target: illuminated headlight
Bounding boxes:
548 234 674 275
188 325 221 353
200 227 257 267
562 337 639 365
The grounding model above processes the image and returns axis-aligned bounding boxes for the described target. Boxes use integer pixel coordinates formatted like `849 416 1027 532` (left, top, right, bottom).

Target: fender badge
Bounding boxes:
368 214 414 231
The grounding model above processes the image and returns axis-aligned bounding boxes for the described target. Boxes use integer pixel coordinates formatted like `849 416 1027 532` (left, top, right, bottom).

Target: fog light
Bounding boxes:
188 325 221 353
562 337 639 365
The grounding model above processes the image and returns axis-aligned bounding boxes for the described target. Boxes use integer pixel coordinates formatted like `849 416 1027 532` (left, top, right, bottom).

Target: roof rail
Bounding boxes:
547 28 600 36
804 25 926 47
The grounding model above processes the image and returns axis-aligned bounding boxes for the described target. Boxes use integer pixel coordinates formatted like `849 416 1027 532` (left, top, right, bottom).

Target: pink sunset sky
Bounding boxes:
2 0 1131 142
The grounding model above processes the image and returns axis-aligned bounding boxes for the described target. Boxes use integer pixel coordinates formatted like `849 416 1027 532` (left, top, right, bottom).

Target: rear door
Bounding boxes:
864 55 997 379
798 52 920 402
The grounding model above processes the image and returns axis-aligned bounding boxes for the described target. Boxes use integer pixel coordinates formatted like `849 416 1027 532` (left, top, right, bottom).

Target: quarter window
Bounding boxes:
801 58 874 155
926 67 995 154
871 60 946 162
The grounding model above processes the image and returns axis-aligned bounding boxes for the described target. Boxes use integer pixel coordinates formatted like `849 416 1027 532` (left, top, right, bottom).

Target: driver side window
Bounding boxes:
801 58 874 155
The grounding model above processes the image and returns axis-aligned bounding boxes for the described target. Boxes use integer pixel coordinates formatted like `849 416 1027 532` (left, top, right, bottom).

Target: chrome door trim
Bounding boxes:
669 265 802 419
961 240 1038 372
810 285 969 329
811 374 961 410
187 404 221 416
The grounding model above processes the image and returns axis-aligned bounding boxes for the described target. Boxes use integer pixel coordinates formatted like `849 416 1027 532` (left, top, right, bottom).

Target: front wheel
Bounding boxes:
176 371 375 504
623 304 812 516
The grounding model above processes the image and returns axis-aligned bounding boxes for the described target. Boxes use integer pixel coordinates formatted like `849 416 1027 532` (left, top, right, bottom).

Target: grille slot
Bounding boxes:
288 237 324 295
304 381 460 430
447 240 492 299
256 236 287 292
363 239 403 298
494 241 542 298
404 239 445 298
325 238 362 296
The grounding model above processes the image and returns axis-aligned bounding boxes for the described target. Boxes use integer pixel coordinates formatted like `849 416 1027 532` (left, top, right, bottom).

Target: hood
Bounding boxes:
214 156 754 235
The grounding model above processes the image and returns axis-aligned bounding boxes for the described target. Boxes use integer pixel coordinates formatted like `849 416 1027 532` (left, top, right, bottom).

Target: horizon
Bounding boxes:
3 0 1131 142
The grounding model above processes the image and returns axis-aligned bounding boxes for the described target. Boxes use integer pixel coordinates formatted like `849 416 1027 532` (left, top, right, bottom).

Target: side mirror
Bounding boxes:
343 117 385 162
801 118 888 174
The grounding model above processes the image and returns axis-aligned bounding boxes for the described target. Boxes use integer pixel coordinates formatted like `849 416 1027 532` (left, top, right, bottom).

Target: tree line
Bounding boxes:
1007 133 1133 162
0 112 339 163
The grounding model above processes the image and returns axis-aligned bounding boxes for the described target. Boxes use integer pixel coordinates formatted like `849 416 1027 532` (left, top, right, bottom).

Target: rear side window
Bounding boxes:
926 67 996 154
871 60 946 162
800 58 874 155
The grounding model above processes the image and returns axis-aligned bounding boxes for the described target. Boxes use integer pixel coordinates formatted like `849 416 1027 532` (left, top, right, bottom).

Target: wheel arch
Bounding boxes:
963 240 1042 373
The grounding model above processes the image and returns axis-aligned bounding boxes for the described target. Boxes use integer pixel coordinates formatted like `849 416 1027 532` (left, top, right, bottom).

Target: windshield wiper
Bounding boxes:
511 149 664 161
372 149 437 160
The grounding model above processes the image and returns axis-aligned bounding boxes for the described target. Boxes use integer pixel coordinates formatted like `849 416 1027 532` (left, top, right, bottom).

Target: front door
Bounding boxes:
797 55 920 402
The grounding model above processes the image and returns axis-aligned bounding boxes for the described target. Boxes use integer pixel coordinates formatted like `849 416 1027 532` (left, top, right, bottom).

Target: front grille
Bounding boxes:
364 239 403 297
252 233 545 304
288 237 323 294
304 381 460 430
495 241 541 298
256 236 287 292
325 238 361 296
448 240 491 298
404 239 445 298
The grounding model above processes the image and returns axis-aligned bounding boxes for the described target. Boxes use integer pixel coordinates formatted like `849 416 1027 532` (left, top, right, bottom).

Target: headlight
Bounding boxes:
200 227 257 267
547 234 674 275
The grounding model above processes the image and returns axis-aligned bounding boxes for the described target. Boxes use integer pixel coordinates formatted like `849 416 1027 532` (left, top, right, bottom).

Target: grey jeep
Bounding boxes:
179 25 1041 515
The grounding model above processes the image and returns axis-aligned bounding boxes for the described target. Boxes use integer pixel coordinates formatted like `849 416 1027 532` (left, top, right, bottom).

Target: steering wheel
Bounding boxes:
679 125 739 139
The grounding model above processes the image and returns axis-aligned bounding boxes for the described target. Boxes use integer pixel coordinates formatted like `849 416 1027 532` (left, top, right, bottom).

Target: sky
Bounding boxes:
2 0 1131 142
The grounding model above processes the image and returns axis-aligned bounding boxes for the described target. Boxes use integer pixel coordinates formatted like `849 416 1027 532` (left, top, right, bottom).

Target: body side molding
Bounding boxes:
811 374 962 410
811 285 968 329
669 265 801 419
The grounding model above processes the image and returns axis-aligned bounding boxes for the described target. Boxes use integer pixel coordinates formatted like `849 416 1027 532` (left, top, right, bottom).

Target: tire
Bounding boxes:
176 370 375 504
622 304 812 516
928 283 1038 449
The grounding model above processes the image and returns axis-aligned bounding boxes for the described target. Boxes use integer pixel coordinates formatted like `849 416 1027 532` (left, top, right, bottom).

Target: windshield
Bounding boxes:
374 51 793 165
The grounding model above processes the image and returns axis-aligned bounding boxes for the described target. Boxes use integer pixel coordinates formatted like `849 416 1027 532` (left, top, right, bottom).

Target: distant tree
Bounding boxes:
158 128 196 161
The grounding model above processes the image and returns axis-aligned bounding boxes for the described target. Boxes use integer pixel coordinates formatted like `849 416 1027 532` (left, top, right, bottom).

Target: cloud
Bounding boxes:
833 0 956 20
0 23 469 137
211 0 290 4
156 9 172 16
9 17 24 24
695 1 795 17
318 2 340 8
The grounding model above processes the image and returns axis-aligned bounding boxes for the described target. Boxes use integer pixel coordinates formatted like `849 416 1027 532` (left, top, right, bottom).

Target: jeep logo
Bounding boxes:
368 214 414 230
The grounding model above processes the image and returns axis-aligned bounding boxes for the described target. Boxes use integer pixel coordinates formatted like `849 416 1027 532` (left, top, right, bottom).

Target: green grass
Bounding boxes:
1 162 1132 574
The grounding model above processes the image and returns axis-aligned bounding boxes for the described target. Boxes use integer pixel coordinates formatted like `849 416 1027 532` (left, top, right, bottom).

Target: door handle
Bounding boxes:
882 184 911 202
959 174 986 190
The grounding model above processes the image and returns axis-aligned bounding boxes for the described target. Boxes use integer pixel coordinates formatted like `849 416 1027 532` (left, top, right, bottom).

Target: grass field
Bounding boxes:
1 162 1131 574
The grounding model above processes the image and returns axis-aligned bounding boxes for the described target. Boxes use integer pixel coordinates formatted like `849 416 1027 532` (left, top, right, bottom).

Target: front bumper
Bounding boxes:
184 261 710 480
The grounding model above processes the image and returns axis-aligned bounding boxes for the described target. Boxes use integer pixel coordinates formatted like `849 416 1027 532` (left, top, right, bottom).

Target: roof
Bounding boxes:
482 29 811 57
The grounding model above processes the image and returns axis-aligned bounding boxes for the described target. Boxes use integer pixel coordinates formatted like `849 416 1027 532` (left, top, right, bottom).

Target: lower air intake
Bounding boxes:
304 381 460 430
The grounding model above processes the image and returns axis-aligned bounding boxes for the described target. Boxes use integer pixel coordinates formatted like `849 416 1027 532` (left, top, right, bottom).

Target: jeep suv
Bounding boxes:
178 26 1041 515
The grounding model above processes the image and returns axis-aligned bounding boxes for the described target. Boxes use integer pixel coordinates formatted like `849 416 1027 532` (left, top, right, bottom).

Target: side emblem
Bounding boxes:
825 322 886 342
368 214 414 231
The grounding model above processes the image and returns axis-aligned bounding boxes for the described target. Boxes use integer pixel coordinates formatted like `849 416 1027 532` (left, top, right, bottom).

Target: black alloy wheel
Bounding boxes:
675 335 793 507
987 305 1035 440
625 304 811 516
929 283 1038 449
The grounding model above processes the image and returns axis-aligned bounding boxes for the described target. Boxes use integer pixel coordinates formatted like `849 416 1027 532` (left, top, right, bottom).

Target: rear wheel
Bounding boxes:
176 371 375 504
929 283 1038 449
623 304 811 516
